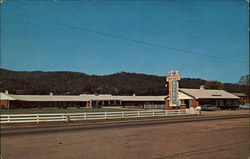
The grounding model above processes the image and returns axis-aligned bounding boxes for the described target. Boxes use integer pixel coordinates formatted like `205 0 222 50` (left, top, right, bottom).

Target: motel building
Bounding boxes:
0 92 167 109
0 87 239 110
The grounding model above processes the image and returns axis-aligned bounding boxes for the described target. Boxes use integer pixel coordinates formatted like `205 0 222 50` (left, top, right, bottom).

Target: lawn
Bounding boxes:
0 107 131 114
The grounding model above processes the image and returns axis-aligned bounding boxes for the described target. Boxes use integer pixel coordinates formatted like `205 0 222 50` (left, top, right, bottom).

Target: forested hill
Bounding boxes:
0 69 248 95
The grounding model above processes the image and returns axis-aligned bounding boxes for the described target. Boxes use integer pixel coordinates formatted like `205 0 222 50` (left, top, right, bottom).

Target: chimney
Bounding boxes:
200 85 205 90
50 92 53 96
5 90 8 94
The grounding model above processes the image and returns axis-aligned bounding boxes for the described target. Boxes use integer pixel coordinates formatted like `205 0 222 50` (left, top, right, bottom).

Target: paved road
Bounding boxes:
1 114 249 136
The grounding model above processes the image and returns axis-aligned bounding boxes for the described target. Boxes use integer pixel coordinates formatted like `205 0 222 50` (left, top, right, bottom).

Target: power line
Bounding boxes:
5 25 241 71
2 9 248 64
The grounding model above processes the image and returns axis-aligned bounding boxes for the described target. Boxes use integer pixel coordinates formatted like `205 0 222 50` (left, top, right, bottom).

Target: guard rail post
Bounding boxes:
36 114 39 124
105 112 108 119
122 112 125 118
7 116 10 123
84 113 87 120
67 115 70 123
62 114 65 122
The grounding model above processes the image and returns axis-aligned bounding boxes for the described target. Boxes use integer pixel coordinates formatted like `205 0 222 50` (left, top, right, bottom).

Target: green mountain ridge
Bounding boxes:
0 68 248 95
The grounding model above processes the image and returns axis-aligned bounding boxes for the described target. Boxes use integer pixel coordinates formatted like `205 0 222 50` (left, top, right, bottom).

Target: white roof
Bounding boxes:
0 92 16 100
8 94 91 102
231 93 247 97
1 89 239 102
114 95 167 101
178 91 194 100
180 88 240 99
80 94 113 97
166 91 193 100
1 93 167 102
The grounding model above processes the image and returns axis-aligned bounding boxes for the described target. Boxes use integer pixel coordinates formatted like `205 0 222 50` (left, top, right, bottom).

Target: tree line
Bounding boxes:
0 68 248 95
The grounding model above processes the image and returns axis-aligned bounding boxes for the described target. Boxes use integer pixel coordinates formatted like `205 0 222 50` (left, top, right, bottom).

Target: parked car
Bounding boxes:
239 103 250 109
218 105 239 110
201 105 216 111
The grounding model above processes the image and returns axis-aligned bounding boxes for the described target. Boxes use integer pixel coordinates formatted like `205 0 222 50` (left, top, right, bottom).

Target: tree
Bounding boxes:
205 81 224 90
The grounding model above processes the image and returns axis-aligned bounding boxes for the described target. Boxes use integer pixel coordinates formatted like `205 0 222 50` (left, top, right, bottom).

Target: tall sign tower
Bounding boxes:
166 70 181 107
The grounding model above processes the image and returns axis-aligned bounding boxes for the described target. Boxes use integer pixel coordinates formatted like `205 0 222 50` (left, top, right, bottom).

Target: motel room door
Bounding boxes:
184 100 190 108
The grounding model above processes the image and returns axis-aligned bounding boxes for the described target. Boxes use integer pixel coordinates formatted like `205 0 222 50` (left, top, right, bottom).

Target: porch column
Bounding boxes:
86 101 92 108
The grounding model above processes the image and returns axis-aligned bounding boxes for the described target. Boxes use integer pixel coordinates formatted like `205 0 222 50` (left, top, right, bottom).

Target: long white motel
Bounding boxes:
0 87 239 109
0 71 240 109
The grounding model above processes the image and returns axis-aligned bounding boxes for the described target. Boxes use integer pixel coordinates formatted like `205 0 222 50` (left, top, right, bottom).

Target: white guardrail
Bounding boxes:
0 109 200 124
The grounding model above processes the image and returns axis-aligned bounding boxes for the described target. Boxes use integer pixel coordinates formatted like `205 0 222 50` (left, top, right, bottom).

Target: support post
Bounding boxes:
90 101 92 108
7 100 10 110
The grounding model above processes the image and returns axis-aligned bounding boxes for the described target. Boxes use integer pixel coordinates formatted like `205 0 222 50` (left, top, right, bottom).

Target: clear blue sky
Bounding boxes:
1 0 249 83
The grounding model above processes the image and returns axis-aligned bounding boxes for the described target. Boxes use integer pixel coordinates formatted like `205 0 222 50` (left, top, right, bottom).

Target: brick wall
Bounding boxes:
241 96 249 104
191 99 199 107
0 100 9 109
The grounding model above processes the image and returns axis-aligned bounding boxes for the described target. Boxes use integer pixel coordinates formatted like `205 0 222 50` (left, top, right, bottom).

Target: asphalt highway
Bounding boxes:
1 114 249 137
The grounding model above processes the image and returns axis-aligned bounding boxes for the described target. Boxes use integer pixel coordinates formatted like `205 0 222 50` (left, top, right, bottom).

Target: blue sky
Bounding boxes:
1 0 249 83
